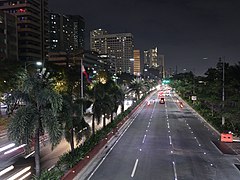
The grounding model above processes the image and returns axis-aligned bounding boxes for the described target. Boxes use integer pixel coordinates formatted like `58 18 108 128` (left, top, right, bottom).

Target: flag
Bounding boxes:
82 65 91 83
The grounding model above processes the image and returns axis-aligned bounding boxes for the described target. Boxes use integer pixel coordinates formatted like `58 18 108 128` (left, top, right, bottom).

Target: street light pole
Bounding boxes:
222 57 225 125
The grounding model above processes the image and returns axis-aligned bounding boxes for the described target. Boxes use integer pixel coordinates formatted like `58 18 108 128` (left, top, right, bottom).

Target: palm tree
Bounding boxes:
91 82 108 131
61 94 90 154
7 72 63 177
54 66 91 154
106 80 124 121
129 78 144 100
89 80 119 133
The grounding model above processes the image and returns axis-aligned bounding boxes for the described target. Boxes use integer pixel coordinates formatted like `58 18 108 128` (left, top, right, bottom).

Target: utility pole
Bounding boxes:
222 56 225 125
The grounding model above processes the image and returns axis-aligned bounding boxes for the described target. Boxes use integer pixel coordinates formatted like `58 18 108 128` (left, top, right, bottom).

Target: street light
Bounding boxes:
25 61 42 71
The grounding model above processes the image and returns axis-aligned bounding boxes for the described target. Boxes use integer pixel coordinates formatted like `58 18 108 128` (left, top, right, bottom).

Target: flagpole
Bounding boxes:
81 54 83 117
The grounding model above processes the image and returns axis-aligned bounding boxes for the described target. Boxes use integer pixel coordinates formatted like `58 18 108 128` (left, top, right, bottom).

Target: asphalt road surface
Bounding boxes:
87 92 240 180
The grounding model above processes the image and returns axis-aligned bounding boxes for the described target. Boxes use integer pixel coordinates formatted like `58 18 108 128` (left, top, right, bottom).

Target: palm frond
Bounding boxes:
8 105 37 145
42 109 63 149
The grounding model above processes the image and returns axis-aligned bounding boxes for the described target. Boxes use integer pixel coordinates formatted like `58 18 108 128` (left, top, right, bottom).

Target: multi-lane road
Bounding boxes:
85 91 240 180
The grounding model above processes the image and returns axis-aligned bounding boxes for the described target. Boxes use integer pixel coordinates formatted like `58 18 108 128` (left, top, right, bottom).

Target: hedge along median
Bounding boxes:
35 91 154 180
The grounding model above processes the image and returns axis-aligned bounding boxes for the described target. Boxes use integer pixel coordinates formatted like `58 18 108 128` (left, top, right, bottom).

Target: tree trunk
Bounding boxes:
92 114 95 135
211 104 214 116
103 115 106 128
34 127 41 177
111 111 113 123
121 103 124 113
70 127 74 155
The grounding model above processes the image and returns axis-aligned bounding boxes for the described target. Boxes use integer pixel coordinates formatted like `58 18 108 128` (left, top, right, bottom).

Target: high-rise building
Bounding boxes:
49 13 73 53
144 47 158 68
133 50 141 76
49 13 85 53
143 50 149 65
98 54 116 75
143 47 166 79
0 10 18 61
48 13 85 67
158 54 165 78
0 0 49 63
90 29 134 74
69 15 85 50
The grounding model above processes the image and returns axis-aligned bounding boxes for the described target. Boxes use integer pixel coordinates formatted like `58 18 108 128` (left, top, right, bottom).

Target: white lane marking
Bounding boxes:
167 122 170 129
169 136 172 145
172 161 178 180
131 159 139 177
142 135 147 143
194 137 201 146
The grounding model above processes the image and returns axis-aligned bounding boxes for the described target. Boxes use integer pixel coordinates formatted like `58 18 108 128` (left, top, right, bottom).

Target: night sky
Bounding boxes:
49 0 240 75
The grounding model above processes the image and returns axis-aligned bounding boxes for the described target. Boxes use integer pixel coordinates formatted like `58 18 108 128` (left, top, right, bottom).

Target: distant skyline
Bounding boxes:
49 0 240 75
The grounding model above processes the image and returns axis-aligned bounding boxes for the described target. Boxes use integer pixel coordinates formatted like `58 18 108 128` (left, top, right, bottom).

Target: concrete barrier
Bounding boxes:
221 133 233 143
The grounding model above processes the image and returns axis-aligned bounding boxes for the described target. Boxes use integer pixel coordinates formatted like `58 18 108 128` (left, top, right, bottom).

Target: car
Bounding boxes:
159 98 165 104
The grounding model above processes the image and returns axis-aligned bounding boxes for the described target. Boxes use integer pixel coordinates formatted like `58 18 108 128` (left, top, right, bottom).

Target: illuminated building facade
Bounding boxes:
0 0 49 63
90 29 134 74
